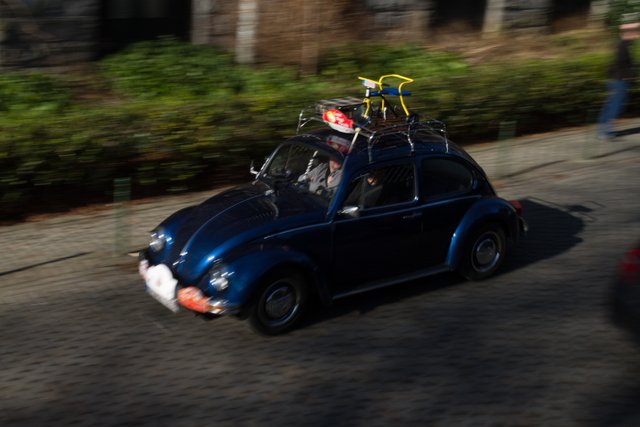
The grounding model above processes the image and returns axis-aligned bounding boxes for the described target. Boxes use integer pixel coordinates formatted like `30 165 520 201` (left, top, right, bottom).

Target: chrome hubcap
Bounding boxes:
473 232 501 273
264 284 297 321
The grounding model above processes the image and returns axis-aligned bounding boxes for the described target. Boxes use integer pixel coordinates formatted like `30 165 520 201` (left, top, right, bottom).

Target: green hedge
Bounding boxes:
0 37 630 219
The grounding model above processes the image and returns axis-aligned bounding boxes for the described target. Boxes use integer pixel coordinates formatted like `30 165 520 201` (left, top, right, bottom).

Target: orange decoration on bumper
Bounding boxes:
177 287 210 313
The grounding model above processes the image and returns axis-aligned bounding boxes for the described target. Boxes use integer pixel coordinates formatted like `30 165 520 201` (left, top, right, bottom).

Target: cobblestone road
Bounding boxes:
1 125 640 426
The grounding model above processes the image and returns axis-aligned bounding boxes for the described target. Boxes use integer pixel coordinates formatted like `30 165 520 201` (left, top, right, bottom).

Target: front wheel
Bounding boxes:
459 225 506 281
248 272 308 335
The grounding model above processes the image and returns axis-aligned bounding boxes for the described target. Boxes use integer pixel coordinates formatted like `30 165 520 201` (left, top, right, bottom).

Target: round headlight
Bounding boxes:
149 228 166 252
210 263 232 291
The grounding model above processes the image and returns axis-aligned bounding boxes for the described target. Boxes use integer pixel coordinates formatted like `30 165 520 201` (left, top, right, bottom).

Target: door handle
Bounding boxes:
402 212 422 220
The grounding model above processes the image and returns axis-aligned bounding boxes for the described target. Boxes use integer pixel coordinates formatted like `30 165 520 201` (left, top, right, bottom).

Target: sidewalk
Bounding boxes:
1 120 639 276
465 119 640 180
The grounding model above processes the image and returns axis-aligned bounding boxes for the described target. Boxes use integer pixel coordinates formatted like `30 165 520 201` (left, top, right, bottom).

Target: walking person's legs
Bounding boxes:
598 79 629 139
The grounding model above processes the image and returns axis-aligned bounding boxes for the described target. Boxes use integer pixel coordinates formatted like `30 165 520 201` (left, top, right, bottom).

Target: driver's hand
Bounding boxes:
315 186 328 197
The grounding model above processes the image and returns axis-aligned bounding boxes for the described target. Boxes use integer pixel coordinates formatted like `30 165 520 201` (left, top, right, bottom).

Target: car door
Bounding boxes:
417 157 480 266
331 161 424 296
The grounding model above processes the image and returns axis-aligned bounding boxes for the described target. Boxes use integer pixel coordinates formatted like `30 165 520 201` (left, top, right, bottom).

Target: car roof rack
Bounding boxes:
296 97 450 162
296 75 449 161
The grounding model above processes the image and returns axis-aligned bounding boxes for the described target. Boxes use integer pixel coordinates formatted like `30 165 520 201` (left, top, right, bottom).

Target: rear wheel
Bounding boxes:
460 225 506 281
248 271 308 335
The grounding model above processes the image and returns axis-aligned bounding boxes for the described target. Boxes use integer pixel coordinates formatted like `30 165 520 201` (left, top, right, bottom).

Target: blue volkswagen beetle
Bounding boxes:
139 75 526 334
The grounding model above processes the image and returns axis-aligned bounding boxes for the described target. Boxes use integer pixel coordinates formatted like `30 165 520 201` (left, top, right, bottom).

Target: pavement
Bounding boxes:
1 118 640 427
468 119 640 181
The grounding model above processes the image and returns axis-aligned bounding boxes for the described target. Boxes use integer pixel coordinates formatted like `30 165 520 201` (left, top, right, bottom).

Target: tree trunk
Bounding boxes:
300 0 319 75
483 0 506 34
236 0 258 65
589 0 610 28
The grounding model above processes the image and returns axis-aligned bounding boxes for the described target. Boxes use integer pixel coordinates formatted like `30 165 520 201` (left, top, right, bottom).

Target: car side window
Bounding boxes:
344 164 415 209
421 158 474 199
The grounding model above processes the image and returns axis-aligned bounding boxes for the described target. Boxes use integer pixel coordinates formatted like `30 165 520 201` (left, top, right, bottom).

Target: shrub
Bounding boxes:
0 38 623 219
0 72 71 116
98 38 240 99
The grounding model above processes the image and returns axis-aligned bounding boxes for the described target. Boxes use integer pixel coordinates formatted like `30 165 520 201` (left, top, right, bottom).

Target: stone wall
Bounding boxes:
1 0 100 68
0 0 605 69
363 0 433 41
503 0 552 31
204 0 435 67
192 0 236 46
201 0 599 66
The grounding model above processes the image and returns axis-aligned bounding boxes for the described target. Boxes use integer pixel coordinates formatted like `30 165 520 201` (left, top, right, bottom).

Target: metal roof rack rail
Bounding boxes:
296 75 449 159
297 101 449 160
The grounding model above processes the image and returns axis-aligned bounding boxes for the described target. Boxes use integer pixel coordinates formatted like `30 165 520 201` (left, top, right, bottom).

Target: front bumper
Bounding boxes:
177 286 239 315
138 259 239 316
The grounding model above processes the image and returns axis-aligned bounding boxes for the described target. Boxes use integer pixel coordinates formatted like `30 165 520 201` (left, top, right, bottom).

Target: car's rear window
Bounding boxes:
421 158 473 199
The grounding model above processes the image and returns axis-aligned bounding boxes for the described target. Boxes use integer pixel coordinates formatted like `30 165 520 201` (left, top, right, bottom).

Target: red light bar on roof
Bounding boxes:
322 109 355 134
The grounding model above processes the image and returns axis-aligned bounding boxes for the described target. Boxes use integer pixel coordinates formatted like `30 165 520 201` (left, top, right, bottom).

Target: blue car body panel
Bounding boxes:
141 126 524 315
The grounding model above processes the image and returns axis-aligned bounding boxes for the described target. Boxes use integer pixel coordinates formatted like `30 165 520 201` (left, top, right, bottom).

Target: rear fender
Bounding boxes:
447 198 519 269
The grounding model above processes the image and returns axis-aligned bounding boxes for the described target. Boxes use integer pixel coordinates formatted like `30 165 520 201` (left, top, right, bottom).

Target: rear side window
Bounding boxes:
421 158 473 199
344 163 415 209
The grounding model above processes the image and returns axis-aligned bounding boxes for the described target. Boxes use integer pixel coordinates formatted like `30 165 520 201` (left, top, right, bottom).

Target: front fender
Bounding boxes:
447 197 520 269
213 242 327 310
147 206 196 265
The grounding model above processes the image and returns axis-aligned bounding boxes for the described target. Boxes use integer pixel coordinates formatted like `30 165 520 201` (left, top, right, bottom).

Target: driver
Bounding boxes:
301 158 343 195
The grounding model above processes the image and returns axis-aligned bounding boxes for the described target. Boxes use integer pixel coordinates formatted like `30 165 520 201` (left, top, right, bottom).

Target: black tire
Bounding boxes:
459 224 506 281
248 271 308 335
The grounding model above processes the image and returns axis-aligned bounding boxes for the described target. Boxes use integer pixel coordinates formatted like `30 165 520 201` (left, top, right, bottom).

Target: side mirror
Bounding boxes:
251 157 268 176
250 160 259 176
338 205 360 218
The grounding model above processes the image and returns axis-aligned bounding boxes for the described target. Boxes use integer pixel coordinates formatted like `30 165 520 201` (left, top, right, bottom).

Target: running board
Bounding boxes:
332 265 452 300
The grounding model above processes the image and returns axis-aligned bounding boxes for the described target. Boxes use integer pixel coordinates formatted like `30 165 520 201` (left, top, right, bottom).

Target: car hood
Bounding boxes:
166 181 327 280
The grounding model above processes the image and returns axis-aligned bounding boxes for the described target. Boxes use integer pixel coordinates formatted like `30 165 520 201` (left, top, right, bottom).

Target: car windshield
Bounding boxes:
261 142 343 203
